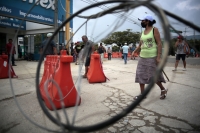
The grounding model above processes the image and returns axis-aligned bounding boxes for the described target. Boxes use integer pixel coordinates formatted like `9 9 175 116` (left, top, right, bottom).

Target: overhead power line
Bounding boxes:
80 0 140 25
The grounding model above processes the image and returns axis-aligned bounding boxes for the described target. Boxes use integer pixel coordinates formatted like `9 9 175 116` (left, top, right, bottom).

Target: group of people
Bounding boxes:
6 13 195 101
40 34 94 78
77 15 169 100
98 42 138 65
77 16 172 100
71 41 112 65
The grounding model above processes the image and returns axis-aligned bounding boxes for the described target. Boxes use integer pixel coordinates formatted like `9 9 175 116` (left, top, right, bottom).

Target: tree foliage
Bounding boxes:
186 39 200 53
34 34 42 46
112 46 120 52
102 29 141 46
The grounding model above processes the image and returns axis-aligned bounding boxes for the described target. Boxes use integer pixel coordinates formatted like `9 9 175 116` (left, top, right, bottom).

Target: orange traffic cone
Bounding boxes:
0 53 17 79
87 52 107 83
104 53 108 58
40 51 81 110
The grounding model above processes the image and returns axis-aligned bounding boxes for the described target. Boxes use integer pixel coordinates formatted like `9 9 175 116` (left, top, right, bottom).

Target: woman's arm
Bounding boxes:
153 27 162 57
184 41 190 54
153 27 162 64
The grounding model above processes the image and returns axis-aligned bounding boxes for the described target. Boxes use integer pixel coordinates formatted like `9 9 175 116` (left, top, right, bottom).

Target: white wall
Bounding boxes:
26 22 52 30
28 35 34 53
25 22 54 35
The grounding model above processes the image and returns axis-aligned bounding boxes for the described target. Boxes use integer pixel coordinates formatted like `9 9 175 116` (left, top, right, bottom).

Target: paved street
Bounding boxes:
167 56 200 66
0 56 200 133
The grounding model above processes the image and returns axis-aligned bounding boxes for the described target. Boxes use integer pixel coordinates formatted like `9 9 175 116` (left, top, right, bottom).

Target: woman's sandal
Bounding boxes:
160 89 168 100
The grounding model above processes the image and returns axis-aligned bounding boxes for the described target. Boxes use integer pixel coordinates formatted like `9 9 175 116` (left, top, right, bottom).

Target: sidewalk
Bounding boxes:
0 58 200 133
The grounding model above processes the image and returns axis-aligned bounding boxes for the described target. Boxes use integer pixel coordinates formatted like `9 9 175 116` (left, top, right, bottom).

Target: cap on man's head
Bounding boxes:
47 33 52 37
177 35 183 39
138 14 154 22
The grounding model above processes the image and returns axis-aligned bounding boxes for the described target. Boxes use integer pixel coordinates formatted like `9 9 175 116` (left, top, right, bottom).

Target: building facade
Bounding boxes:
0 0 73 60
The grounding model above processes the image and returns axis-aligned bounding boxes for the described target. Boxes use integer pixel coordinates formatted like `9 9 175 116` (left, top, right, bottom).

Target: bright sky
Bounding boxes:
72 0 200 43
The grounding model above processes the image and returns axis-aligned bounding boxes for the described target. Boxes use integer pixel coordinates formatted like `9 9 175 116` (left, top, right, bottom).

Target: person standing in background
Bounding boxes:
130 44 136 60
6 39 17 66
98 43 106 64
18 45 22 59
172 35 190 71
107 47 112 60
122 43 129 64
120 45 124 59
74 42 83 65
190 48 195 57
40 33 57 58
82 35 95 78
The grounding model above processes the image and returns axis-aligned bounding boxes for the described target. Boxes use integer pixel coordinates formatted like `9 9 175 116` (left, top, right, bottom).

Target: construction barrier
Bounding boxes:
87 52 107 83
0 53 17 79
103 52 139 58
112 52 119 58
133 52 139 57
39 50 81 110
119 52 122 58
128 52 131 57
104 53 108 58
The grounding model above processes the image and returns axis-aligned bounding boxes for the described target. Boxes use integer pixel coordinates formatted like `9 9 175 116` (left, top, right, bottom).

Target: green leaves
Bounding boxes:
102 29 141 46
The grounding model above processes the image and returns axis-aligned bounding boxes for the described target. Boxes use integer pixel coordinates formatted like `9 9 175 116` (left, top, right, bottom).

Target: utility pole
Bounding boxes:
184 27 188 39
85 20 87 36
62 15 65 45
65 0 70 53
54 0 59 50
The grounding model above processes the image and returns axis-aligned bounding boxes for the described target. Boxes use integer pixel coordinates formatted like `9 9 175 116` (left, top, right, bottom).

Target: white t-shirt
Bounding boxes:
176 41 185 54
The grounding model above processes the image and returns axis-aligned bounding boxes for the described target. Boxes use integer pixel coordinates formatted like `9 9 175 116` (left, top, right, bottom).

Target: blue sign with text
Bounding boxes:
0 16 26 30
0 0 66 26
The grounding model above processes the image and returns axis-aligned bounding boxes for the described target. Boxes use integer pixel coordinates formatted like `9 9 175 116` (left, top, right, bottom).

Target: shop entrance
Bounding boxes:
0 33 6 54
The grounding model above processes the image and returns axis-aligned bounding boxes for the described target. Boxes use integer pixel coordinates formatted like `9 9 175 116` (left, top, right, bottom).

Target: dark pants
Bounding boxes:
8 54 15 65
18 52 22 58
85 57 91 67
108 53 111 60
123 53 128 64
176 54 186 61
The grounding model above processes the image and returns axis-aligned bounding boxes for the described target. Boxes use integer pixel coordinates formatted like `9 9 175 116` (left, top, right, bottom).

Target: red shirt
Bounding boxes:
6 43 16 54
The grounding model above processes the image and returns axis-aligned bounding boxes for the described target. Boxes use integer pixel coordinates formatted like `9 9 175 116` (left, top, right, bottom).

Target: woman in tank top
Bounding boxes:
132 14 167 100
